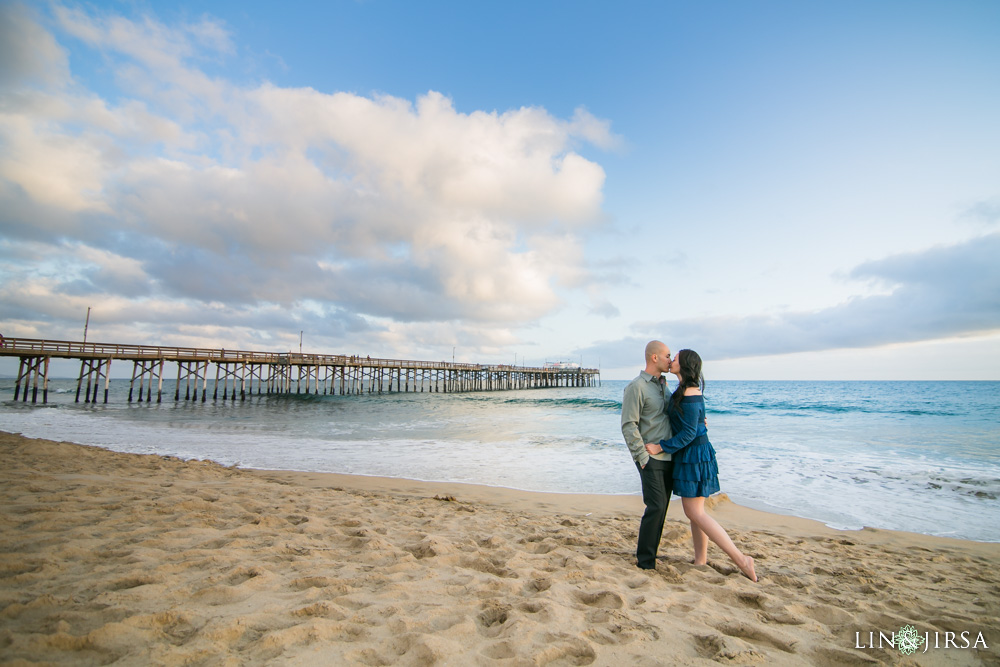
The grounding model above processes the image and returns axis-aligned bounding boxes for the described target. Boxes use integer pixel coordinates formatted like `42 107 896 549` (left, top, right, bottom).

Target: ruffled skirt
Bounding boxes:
672 443 720 498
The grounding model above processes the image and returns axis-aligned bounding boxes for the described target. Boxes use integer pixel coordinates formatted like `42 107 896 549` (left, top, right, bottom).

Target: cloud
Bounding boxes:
0 113 111 212
587 289 621 319
579 233 1000 364
0 3 615 355
0 2 70 87
567 107 622 151
962 197 1000 227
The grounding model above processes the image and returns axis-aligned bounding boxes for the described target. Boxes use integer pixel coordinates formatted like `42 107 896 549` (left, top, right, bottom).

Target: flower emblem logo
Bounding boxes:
897 625 925 655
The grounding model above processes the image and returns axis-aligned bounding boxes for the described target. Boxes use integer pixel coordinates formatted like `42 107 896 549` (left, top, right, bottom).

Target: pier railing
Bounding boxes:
0 337 600 404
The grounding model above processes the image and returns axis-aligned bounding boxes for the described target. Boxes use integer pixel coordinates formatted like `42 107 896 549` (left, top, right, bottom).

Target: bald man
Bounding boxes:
621 340 674 570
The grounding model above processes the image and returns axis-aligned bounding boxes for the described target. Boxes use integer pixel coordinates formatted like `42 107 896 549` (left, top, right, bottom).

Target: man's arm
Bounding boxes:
621 382 649 467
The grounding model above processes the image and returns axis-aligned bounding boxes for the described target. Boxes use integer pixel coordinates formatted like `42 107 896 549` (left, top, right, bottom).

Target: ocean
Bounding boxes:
1 378 998 542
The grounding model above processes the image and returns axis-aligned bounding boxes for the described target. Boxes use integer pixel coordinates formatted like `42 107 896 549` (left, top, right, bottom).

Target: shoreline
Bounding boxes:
4 425 998 554
2 431 998 665
2 378 997 546
249 467 1000 552
6 425 999 549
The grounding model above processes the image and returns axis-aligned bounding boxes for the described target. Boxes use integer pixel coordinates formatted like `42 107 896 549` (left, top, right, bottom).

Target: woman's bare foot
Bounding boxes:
738 555 757 582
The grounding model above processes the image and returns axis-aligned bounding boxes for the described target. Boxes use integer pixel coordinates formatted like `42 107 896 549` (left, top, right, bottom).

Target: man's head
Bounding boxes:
644 340 672 376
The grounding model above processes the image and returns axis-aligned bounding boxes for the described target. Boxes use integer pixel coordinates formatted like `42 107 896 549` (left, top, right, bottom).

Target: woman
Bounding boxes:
645 349 757 582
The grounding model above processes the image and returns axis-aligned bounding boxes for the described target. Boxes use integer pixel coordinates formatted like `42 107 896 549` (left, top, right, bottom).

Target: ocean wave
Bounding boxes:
460 395 623 411
4 378 998 541
920 473 1000 500
720 400 959 417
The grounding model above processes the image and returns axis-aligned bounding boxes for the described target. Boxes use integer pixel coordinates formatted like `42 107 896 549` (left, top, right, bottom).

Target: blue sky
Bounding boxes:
1 0 998 380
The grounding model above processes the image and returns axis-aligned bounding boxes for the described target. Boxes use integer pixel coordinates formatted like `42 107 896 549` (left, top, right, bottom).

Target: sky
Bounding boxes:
1 0 998 381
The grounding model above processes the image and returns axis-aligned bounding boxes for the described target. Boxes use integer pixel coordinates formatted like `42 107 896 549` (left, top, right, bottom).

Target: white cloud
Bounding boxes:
53 3 236 120
962 197 1000 227
568 107 622 151
74 244 149 288
588 300 621 319
580 233 1000 364
0 3 615 356
0 113 110 212
0 2 70 87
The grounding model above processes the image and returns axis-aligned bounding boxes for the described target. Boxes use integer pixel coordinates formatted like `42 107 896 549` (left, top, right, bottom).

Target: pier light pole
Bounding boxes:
83 307 91 344
299 331 303 354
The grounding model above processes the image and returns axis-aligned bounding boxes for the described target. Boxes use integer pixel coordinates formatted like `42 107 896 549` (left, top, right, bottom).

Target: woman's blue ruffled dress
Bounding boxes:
658 395 720 498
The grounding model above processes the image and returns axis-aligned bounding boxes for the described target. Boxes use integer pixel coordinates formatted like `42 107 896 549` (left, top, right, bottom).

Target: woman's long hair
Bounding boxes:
670 349 705 412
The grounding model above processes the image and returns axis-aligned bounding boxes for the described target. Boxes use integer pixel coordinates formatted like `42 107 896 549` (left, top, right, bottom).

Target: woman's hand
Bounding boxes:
645 442 662 455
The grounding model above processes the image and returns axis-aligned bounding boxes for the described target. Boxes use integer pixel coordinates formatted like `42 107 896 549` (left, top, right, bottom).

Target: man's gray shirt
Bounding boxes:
621 371 673 468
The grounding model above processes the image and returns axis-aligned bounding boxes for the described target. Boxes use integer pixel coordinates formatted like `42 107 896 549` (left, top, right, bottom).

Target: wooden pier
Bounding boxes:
1 338 600 404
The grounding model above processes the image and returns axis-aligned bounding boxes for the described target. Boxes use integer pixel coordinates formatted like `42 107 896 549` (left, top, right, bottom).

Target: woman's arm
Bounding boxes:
645 401 702 455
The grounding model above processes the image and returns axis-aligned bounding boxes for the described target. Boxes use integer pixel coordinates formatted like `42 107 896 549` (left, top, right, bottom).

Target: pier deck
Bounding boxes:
0 338 600 404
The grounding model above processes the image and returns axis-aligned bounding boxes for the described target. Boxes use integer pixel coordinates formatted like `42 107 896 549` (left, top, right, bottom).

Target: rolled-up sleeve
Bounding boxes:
621 383 648 466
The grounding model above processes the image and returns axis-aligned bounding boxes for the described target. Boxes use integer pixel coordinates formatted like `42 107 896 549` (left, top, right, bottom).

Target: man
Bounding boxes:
621 340 674 570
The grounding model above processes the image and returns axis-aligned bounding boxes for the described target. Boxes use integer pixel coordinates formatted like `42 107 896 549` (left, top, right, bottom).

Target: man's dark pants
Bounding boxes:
636 458 674 569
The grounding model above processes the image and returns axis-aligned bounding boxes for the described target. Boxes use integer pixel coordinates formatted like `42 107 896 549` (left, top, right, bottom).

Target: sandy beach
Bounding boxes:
1 431 997 666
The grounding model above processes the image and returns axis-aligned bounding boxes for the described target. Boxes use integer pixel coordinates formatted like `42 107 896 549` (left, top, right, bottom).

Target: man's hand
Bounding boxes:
645 442 662 455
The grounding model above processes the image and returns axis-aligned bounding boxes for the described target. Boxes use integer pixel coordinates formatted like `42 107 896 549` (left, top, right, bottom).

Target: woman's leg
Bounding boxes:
682 496 757 582
691 519 709 565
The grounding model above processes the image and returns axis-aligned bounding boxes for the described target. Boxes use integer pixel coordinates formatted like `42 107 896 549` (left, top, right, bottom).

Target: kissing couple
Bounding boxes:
621 340 757 582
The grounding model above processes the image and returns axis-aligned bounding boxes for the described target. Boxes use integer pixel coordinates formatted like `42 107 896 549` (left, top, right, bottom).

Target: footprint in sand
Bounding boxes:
523 576 551 593
480 640 517 659
811 645 882 665
224 567 263 586
575 590 624 610
713 619 798 654
694 633 766 663
796 602 854 626
105 575 157 591
476 603 512 638
292 601 347 620
518 600 547 615
405 536 454 559
534 635 597 665
288 576 350 593
624 575 650 589
461 556 515 578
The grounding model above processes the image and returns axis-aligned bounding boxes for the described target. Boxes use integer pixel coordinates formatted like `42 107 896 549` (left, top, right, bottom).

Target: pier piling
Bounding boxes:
2 338 600 405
